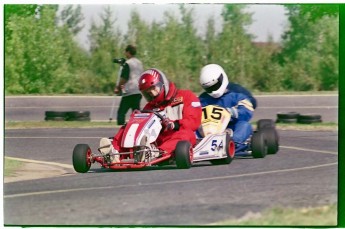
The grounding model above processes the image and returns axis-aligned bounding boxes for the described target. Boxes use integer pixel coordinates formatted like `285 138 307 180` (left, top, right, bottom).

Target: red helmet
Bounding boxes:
138 68 177 105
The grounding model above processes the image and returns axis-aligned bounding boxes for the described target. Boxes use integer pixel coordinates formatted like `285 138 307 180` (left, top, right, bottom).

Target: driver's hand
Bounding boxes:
114 87 120 95
162 118 175 131
226 107 239 119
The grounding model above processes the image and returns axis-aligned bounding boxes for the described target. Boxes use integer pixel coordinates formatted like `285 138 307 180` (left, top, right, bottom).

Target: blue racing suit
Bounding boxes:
227 83 257 109
199 90 254 144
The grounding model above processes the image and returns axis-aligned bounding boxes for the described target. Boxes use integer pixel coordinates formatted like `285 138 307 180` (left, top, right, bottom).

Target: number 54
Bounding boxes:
211 140 223 151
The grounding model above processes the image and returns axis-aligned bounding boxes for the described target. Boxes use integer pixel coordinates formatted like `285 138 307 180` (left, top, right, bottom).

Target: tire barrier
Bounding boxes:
276 112 300 123
66 111 91 121
45 111 91 121
276 112 322 124
297 114 322 124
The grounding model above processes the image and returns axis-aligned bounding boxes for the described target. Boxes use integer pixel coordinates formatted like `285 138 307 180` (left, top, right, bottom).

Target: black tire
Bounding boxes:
277 112 300 119
257 119 275 130
251 131 267 158
261 127 279 154
73 144 92 173
211 134 235 165
67 117 91 122
298 114 322 120
297 114 322 124
175 141 193 169
297 118 322 124
45 116 66 121
45 111 67 118
66 111 91 119
276 118 298 123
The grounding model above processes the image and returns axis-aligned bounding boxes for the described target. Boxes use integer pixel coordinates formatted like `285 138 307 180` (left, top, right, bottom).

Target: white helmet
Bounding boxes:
199 64 229 98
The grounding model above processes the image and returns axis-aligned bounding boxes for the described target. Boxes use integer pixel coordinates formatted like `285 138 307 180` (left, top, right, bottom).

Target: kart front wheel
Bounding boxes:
251 131 267 158
175 141 193 169
73 144 92 173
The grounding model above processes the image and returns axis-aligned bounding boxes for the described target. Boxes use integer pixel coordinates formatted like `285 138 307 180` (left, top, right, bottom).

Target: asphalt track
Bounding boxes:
3 95 339 226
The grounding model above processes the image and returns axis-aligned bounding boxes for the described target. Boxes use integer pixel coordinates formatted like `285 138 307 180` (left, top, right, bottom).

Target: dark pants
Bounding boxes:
117 93 142 125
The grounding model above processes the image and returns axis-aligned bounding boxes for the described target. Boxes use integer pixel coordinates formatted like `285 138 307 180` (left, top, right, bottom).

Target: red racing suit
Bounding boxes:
111 89 202 155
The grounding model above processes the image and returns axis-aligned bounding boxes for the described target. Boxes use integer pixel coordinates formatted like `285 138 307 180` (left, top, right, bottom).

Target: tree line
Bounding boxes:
4 4 339 95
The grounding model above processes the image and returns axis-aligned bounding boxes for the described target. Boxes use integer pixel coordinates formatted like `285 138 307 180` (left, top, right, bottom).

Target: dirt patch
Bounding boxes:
4 162 74 183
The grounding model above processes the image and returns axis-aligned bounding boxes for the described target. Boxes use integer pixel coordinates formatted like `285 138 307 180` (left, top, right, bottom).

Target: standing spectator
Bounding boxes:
114 45 144 125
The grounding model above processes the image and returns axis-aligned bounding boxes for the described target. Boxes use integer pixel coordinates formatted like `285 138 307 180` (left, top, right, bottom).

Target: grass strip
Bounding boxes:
5 120 338 131
4 158 24 177
5 121 120 129
212 204 337 226
270 122 338 131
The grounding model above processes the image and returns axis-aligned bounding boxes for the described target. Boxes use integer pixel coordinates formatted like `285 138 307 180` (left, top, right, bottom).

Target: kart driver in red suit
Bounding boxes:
110 68 202 162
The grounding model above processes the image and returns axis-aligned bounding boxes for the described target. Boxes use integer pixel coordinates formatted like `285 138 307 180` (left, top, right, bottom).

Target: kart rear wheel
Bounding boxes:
211 134 235 165
251 131 267 158
175 141 193 169
73 144 92 173
262 127 279 154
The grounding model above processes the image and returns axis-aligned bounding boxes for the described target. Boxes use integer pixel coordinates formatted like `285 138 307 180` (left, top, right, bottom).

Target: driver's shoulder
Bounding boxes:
177 89 199 98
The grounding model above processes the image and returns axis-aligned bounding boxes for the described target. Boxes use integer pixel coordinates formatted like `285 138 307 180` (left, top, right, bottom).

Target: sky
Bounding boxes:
67 4 288 49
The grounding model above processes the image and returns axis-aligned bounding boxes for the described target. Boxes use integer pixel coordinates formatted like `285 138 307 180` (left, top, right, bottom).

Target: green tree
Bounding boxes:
177 4 204 91
299 4 339 21
58 4 85 35
5 4 89 94
88 6 122 93
251 40 284 92
204 16 217 64
124 9 150 49
146 5 203 91
124 9 152 69
142 20 167 69
211 4 256 88
4 4 38 39
278 4 339 91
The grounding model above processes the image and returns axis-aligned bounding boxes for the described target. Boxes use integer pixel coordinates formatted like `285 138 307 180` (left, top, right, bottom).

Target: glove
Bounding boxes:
162 118 176 131
226 107 238 119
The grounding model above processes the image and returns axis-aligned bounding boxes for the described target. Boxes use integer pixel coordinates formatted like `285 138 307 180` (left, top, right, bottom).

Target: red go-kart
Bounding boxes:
72 110 193 172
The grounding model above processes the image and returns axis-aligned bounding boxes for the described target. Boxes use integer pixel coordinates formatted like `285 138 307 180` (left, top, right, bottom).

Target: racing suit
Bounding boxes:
112 89 202 155
227 83 257 109
199 90 254 144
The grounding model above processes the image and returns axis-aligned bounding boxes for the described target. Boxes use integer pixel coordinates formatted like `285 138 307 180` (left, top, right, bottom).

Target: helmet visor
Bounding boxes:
141 82 163 102
203 74 223 94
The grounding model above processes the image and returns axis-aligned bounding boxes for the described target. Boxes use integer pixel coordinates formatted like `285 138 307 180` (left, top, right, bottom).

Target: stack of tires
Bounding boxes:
276 112 322 124
297 114 322 124
44 111 66 121
45 111 91 121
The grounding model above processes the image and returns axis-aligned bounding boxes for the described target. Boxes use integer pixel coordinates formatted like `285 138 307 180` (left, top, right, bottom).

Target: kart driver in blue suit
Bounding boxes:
198 64 255 146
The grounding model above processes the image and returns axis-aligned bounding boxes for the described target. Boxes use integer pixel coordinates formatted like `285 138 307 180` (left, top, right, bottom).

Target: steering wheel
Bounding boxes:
140 110 165 121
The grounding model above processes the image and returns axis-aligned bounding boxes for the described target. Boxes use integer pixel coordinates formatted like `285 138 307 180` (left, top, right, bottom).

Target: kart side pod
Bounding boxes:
121 112 162 148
